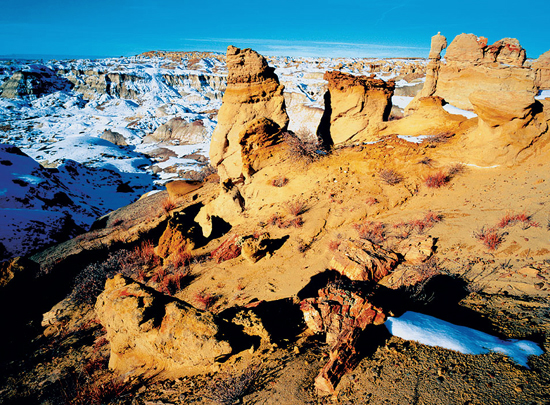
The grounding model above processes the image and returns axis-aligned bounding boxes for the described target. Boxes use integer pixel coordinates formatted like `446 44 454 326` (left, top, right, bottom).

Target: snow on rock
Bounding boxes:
385 311 543 368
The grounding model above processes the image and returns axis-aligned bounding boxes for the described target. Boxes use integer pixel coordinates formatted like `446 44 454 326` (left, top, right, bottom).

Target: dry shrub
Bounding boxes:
424 171 450 188
134 240 160 267
497 212 540 230
353 221 386 244
162 197 176 214
417 157 434 167
284 199 307 216
393 212 443 237
328 240 341 251
378 169 403 186
271 176 288 187
61 374 129 405
170 245 192 268
282 131 322 164
422 132 453 144
473 226 505 251
447 163 466 176
204 365 261 405
160 269 190 296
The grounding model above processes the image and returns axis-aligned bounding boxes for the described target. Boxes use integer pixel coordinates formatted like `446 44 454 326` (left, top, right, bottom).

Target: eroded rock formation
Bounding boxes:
95 275 232 376
144 117 209 144
209 46 289 181
533 50 550 90
451 90 549 165
435 34 536 110
320 71 394 144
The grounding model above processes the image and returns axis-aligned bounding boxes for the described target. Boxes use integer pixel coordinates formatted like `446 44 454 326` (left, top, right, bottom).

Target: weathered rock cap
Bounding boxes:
428 32 447 60
324 71 395 92
469 90 537 127
226 45 278 85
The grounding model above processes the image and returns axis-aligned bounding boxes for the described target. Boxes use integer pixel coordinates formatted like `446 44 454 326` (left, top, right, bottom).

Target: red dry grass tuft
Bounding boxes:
170 246 192 268
353 221 386 244
284 199 307 216
150 266 167 283
133 240 160 267
447 163 466 176
267 213 284 227
424 171 450 188
161 269 190 295
162 197 176 214
328 240 341 251
194 289 217 310
497 212 540 229
473 226 504 251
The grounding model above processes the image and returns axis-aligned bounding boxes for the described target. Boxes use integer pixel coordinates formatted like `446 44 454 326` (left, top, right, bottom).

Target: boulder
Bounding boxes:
100 129 127 146
165 180 203 199
155 212 201 259
444 33 487 63
320 71 394 144
209 46 289 181
240 232 271 263
95 275 232 376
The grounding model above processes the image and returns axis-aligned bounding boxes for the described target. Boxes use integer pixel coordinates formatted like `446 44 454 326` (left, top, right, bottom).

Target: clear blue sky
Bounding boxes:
1 0 548 59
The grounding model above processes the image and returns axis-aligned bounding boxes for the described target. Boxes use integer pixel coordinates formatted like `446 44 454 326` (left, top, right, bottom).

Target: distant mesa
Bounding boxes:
0 65 73 99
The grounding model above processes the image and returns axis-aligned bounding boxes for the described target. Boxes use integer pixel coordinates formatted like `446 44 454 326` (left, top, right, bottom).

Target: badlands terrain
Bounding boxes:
1 32 550 404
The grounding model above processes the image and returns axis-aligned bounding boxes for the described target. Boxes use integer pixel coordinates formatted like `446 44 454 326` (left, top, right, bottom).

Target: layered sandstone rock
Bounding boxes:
533 50 550 90
320 71 394 144
100 129 127 146
96 275 232 376
454 90 548 165
209 46 289 181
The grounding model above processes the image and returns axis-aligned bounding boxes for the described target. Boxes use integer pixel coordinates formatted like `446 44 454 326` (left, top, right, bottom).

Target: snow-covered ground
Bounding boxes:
386 311 543 368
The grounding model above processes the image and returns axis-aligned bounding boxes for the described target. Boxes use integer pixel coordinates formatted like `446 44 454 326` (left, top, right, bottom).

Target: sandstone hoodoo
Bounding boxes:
209 45 289 182
320 71 395 144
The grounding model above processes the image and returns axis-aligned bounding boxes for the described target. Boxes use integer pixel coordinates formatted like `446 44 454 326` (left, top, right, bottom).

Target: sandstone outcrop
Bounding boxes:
435 34 535 110
155 212 202 259
454 90 548 165
144 118 209 144
165 180 203 199
320 71 394 144
533 50 550 90
209 46 289 181
95 275 232 376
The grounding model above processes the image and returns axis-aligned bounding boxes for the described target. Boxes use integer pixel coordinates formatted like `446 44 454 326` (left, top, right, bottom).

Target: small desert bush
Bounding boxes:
271 176 288 187
354 221 386 244
284 199 307 216
473 226 505 251
204 365 261 405
447 163 466 176
422 132 453 144
162 197 176 214
365 197 379 206
328 240 341 251
497 212 539 230
134 240 160 267
282 130 322 164
378 169 403 186
424 170 450 188
393 212 443 237
160 269 190 296
417 157 434 167
60 373 129 405
169 245 192 268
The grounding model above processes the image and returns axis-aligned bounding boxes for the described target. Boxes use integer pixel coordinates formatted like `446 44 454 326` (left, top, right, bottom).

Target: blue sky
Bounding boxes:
1 0 548 59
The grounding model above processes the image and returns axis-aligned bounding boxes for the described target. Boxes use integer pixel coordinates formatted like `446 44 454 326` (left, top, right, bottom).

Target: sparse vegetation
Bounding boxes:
284 199 307 216
194 289 218 310
473 226 505 251
378 169 403 185
204 365 261 405
497 212 539 229
283 130 322 164
162 197 176 214
354 221 386 244
365 197 379 206
424 170 450 188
